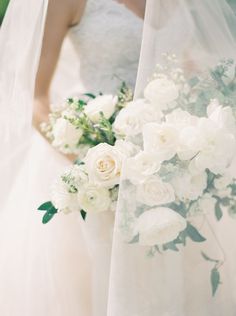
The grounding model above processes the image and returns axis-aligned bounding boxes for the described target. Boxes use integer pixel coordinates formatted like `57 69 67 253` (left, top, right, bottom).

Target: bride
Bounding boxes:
3 1 236 316
0 0 143 315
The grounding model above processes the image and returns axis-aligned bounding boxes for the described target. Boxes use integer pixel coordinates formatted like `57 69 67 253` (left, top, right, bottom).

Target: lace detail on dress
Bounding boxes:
69 0 143 94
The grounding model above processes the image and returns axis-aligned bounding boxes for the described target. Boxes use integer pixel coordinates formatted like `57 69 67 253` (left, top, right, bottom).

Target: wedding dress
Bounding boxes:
0 0 142 315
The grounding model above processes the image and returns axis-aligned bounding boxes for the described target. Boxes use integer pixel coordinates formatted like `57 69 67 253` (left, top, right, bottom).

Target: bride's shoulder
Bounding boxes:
47 0 86 26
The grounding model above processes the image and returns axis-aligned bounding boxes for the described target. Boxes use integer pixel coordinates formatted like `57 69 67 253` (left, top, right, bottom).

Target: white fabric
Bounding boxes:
108 1 236 315
69 0 143 94
0 0 143 315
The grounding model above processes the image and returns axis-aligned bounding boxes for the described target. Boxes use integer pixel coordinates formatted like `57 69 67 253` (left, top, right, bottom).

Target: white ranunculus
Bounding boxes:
84 94 117 123
51 178 80 214
171 172 207 201
137 176 175 206
52 118 83 153
77 184 111 213
114 139 140 158
214 175 232 190
193 118 236 174
143 123 179 161
134 207 187 246
113 99 161 137
124 152 160 184
84 143 125 187
144 76 179 110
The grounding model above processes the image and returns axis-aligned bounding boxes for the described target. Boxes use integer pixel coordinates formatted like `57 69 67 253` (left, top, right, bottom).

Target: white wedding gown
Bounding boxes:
0 1 142 315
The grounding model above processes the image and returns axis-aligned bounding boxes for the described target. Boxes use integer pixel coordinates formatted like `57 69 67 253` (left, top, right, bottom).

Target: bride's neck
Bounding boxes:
116 0 146 19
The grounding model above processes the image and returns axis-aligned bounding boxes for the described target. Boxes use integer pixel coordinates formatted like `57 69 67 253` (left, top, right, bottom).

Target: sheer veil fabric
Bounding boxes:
0 1 92 315
108 1 236 315
0 0 48 209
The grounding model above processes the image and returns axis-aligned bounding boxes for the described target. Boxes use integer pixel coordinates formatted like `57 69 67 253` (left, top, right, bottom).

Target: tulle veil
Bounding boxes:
0 1 92 315
108 1 236 315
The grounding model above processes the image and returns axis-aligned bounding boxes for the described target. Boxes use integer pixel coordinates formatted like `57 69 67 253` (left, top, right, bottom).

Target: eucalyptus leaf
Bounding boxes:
163 241 179 252
201 251 219 264
129 234 139 244
186 223 206 242
211 268 221 296
215 201 223 221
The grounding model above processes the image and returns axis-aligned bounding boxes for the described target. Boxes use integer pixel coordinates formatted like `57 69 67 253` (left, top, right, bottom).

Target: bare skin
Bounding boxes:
117 0 146 19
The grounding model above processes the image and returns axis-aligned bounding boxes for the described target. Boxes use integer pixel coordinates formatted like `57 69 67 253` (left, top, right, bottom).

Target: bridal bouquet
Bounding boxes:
116 55 236 295
38 83 135 222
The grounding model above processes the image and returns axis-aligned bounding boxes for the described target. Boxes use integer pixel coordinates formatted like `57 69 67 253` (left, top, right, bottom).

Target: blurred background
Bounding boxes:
0 0 9 25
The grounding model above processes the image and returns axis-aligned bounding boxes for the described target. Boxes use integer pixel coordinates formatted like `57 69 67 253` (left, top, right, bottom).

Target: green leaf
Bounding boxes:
186 223 206 242
38 201 54 211
178 230 188 246
201 251 219 264
74 159 85 166
189 76 200 87
80 210 87 221
211 268 221 296
42 211 56 224
163 241 179 252
129 234 139 244
215 201 223 221
84 93 96 99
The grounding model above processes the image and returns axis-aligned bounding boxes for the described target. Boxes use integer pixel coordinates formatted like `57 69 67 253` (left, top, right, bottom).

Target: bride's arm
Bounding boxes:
117 0 146 19
33 0 86 130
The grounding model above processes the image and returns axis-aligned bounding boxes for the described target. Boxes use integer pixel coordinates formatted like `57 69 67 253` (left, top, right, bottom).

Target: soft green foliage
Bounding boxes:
38 201 58 224
0 0 9 25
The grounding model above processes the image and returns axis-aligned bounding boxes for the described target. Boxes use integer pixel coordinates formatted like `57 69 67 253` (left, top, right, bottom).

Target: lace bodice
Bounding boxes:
69 0 143 94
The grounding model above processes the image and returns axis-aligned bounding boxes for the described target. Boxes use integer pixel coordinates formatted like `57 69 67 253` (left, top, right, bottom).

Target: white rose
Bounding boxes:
113 99 161 137
51 178 80 214
84 94 117 123
114 139 140 158
84 143 124 187
177 125 205 161
207 99 221 117
52 118 83 153
214 175 232 190
124 151 160 184
77 184 111 213
137 176 175 206
144 76 179 110
171 172 207 201
166 108 198 129
193 118 236 174
134 207 187 246
143 123 178 161
208 104 236 135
